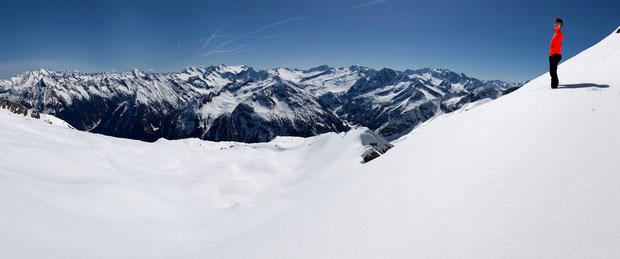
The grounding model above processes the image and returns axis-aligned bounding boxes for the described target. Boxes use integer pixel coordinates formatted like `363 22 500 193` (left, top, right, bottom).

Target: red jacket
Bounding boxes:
550 28 563 56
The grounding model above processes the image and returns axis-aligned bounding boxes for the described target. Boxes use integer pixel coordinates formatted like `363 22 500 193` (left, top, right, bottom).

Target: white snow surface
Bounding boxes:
197 27 620 258
1 27 620 258
0 107 386 258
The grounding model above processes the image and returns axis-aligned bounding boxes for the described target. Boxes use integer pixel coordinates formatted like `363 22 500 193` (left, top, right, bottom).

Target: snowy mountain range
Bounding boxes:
0 65 523 142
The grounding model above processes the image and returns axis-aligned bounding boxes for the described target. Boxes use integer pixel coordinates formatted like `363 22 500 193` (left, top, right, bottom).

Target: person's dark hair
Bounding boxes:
555 17 563 27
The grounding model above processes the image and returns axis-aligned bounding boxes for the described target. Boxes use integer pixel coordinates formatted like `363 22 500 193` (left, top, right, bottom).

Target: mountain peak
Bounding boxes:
130 68 142 76
307 65 330 72
38 68 50 75
216 64 249 74
348 65 367 71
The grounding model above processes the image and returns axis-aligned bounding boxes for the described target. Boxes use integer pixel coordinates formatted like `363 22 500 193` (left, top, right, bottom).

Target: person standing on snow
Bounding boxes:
549 17 563 89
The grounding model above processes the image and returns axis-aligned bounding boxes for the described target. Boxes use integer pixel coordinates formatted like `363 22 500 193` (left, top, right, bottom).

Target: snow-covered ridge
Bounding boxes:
0 97 73 128
1 64 523 143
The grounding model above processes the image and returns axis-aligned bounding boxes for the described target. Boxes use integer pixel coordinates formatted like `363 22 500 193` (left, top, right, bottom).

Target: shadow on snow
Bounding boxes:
558 83 610 89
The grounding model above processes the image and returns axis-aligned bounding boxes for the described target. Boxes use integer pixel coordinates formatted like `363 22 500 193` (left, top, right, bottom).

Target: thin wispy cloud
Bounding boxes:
345 0 387 11
247 17 305 35
193 18 237 56
216 34 283 40
201 43 254 57
176 39 181 50
216 39 237 49
192 17 302 58
189 34 275 44
230 47 256 55
193 34 216 56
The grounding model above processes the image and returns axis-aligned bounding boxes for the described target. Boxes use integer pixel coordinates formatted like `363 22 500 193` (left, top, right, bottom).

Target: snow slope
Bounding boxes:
0 108 390 258
196 27 620 257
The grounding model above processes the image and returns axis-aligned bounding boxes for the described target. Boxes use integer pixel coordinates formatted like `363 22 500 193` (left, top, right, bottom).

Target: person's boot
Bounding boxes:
551 78 558 89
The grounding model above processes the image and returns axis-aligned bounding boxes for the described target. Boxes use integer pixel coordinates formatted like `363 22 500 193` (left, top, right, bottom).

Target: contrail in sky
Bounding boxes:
345 0 387 11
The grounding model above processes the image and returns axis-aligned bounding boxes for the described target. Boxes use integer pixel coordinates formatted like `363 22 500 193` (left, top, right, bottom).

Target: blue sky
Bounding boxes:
0 0 618 82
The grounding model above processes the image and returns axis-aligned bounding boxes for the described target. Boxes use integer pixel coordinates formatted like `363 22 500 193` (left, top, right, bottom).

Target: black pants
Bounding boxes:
549 54 562 88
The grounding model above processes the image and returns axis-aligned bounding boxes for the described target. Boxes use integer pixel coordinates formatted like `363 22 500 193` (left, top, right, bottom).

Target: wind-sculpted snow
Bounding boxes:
0 64 522 142
0 109 388 257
